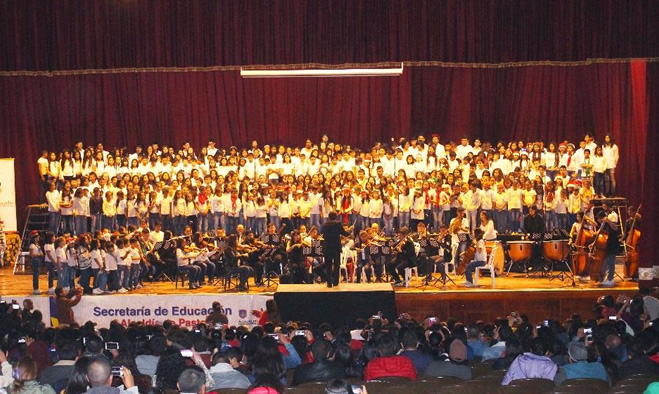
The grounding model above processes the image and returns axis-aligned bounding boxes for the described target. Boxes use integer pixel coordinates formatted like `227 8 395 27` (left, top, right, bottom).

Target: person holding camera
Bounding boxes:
85 355 137 394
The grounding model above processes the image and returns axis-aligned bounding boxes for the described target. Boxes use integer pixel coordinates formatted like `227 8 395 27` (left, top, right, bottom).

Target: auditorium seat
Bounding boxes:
500 378 555 393
212 389 246 394
286 381 326 393
470 359 495 378
549 378 609 394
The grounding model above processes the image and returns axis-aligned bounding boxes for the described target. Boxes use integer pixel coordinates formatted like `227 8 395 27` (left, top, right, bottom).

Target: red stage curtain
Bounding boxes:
639 62 659 286
0 63 649 228
1 0 657 71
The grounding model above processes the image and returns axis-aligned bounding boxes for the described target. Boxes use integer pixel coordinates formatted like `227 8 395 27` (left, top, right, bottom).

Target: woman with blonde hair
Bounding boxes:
7 356 55 394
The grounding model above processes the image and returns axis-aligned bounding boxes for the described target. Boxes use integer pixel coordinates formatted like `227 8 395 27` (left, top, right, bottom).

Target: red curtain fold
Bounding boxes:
0 63 648 230
639 62 659 287
1 0 658 71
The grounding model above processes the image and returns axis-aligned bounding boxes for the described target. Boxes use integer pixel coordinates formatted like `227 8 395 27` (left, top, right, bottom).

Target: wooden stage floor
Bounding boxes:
1 267 639 325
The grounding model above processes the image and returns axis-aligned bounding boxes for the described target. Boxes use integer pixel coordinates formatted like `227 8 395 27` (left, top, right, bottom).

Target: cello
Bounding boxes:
624 204 642 279
457 241 476 276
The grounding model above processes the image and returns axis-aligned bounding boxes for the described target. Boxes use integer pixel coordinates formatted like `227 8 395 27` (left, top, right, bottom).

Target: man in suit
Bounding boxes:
321 211 351 288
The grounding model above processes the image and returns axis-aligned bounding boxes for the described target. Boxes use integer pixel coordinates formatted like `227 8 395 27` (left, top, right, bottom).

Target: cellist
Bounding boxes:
594 209 620 288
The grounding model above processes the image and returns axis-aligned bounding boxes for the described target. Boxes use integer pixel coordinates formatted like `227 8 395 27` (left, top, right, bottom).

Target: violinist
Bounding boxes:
415 222 436 281
595 209 620 288
224 234 253 291
387 226 416 287
175 238 202 289
427 224 452 285
286 230 310 284
354 230 374 283
462 228 486 288
449 207 470 267
191 232 216 285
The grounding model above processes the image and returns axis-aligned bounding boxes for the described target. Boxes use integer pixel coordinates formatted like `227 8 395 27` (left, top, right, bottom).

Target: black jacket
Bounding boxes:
321 220 350 252
292 359 347 386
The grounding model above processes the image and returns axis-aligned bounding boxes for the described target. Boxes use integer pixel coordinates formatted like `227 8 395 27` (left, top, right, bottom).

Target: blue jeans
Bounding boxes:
102 215 116 231
93 269 108 291
149 213 161 230
118 265 130 289
544 211 556 231
310 214 321 230
74 216 87 235
45 261 56 289
494 210 508 233
130 264 141 288
48 212 60 234
466 260 486 283
31 256 43 291
556 213 568 231
109 270 120 291
197 213 209 233
78 268 92 292
254 217 267 235
91 213 103 232
603 254 616 282
398 212 410 229
269 214 280 231
179 264 200 287
162 215 173 232
509 209 521 232
245 217 255 233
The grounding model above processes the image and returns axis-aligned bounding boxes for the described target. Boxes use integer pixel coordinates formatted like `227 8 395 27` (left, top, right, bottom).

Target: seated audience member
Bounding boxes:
135 334 167 377
0 349 15 387
399 328 432 374
492 338 524 371
482 324 514 361
246 373 285 394
466 325 488 360
363 335 417 381
39 342 80 393
620 332 659 377
502 338 558 385
6 356 56 394
209 352 251 390
292 339 345 386
177 366 207 394
554 342 610 386
325 379 368 394
425 339 472 380
85 354 137 394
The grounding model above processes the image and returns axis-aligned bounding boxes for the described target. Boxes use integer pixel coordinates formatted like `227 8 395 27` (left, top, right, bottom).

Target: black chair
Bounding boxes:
175 267 189 289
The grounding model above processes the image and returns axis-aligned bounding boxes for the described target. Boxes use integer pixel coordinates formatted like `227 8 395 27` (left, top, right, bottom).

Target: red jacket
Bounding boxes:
364 355 417 381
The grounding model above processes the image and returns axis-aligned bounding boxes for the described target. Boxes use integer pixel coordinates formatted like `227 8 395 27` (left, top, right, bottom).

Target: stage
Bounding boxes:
0 267 638 328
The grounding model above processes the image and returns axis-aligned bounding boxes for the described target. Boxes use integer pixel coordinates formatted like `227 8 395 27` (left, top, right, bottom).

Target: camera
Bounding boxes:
351 385 363 394
608 316 617 321
295 330 306 336
543 320 549 327
428 317 437 324
111 366 123 377
105 342 120 350
180 349 193 358
371 315 381 320
18 337 26 344
12 304 19 310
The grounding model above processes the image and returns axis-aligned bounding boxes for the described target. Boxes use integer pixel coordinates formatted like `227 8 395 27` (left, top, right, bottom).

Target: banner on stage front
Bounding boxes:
0 159 17 232
68 294 270 328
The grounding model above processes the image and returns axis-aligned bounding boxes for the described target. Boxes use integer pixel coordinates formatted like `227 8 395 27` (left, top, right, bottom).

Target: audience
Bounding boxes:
0 290 658 393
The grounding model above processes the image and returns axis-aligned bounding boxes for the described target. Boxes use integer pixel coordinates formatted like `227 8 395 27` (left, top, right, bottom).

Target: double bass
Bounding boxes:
624 204 642 279
572 214 594 278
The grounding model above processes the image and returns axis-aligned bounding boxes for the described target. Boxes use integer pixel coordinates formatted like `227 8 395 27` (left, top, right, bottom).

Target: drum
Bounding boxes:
543 240 569 261
508 241 534 262
488 242 505 274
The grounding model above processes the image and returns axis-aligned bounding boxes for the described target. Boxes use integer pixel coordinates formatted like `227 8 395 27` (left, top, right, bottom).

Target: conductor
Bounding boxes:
321 211 351 288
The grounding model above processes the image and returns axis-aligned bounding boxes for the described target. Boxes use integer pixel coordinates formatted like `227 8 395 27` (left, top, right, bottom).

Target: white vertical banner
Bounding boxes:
0 158 17 232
